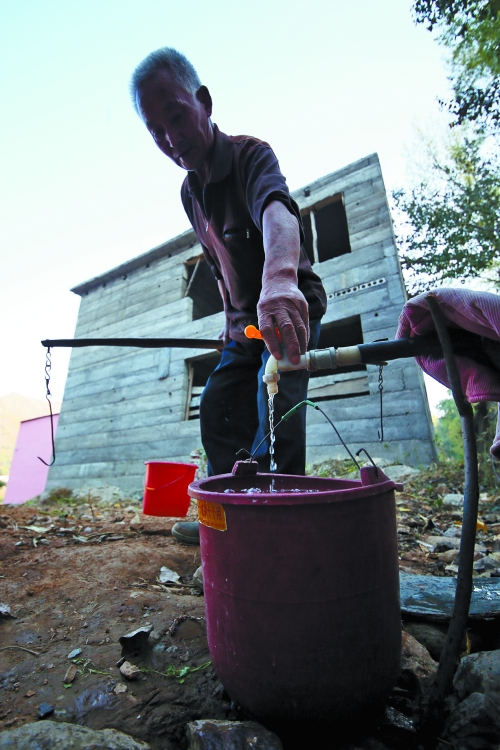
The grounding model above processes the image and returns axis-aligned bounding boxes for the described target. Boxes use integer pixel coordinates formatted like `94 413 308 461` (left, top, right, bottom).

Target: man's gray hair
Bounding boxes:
130 47 202 113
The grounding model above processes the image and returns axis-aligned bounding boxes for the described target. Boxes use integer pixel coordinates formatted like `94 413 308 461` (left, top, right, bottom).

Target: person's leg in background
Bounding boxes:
200 338 266 476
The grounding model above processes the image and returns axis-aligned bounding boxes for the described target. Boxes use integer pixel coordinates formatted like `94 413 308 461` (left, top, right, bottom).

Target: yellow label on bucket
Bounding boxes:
197 501 227 531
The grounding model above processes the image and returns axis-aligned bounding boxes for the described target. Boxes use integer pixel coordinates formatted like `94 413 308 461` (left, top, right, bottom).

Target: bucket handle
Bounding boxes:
145 472 193 492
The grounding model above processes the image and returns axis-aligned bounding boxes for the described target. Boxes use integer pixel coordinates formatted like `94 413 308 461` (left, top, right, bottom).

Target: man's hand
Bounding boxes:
258 281 308 364
259 201 309 364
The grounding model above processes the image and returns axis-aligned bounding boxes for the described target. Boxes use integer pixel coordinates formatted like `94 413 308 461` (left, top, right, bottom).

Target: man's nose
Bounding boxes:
164 128 182 151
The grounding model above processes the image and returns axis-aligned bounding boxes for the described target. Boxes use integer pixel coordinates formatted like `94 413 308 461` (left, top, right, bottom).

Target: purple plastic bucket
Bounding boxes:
188 465 402 724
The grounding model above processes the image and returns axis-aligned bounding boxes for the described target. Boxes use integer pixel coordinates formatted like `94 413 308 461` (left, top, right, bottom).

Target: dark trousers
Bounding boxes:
200 320 321 476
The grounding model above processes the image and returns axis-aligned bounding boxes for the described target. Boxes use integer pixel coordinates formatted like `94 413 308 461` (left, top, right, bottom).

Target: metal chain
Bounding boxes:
38 348 56 467
377 364 384 442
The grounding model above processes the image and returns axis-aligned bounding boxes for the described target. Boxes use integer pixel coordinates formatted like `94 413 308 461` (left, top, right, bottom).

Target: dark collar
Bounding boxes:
187 124 233 194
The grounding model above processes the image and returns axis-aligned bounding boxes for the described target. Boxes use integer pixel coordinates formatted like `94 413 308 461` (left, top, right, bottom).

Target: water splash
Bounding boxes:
268 393 277 473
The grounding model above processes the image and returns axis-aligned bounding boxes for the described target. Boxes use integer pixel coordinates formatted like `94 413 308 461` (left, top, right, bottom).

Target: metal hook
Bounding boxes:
38 347 56 467
355 448 379 477
377 364 384 442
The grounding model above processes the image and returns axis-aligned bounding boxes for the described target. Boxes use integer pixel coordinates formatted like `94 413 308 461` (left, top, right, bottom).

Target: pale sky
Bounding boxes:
1 0 451 410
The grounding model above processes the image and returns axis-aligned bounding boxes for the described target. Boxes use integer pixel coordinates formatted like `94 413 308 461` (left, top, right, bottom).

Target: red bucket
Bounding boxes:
143 461 197 517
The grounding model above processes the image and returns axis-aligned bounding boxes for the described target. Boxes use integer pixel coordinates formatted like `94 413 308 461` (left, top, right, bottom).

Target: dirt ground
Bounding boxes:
1 463 500 749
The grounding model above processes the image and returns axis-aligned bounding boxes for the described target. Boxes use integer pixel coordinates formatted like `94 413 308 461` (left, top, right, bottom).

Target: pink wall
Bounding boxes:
4 414 59 505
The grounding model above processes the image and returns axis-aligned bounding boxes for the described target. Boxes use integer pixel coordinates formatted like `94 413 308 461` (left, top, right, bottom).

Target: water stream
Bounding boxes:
268 393 277 474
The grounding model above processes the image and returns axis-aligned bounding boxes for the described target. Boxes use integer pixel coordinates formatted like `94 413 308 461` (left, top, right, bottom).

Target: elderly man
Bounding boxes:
131 48 327 543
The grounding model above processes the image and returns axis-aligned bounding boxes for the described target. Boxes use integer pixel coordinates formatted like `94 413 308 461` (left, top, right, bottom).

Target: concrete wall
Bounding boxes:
47 154 436 494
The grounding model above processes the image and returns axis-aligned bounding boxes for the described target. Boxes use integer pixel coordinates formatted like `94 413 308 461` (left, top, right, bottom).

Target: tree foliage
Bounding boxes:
413 0 500 131
393 130 500 293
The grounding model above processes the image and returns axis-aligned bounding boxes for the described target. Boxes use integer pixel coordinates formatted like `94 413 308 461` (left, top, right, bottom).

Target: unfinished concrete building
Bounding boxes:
46 153 436 494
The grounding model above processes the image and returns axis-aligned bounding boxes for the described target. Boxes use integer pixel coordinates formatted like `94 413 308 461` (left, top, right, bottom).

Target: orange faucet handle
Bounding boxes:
244 325 282 342
244 325 264 340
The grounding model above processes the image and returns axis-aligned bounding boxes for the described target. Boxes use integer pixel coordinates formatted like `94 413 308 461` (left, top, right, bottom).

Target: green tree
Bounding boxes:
413 0 500 132
434 395 464 460
393 129 500 293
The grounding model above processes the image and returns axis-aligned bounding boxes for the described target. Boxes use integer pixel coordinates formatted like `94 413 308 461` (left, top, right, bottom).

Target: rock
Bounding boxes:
383 465 421 482
72 485 141 506
0 603 16 619
193 566 203 593
400 573 500 619
119 625 153 653
442 493 464 507
473 556 498 572
186 720 284 749
444 692 500 750
37 702 54 719
63 664 78 684
454 650 500 702
0 719 151 749
376 705 416 747
158 566 180 584
400 632 438 691
67 648 82 659
74 684 117 720
437 549 459 564
403 622 448 662
119 661 142 681
114 683 128 695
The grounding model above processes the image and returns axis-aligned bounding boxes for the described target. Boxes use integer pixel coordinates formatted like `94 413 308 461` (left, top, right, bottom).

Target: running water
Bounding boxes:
268 393 277 473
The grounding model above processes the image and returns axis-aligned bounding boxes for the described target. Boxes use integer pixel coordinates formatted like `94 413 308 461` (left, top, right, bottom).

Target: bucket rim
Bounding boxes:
144 461 198 469
188 470 399 506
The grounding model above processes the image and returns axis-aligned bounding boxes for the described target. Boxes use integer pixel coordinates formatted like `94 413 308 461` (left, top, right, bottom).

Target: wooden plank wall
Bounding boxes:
294 154 436 467
46 153 436 495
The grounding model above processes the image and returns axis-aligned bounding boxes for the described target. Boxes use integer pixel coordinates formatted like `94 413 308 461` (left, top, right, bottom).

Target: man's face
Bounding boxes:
137 70 213 173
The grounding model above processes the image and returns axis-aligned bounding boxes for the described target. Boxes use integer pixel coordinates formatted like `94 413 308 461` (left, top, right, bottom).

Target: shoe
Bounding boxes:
172 521 200 545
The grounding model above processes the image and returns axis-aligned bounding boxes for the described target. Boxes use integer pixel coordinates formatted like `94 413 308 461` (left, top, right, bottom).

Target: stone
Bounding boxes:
37 702 54 719
159 566 180 584
67 648 82 659
454 650 500 702
444 692 500 750
193 566 203 593
186 720 284 749
114 683 128 694
400 631 438 691
119 661 142 681
442 493 464 507
400 573 500 619
74 684 117 720
473 557 498 572
0 603 16 619
382 465 421 482
0 719 151 749
63 664 78 683
376 705 416 746
119 625 153 653
403 622 448 662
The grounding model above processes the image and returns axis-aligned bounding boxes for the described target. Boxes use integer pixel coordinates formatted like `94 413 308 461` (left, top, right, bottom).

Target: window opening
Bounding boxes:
301 195 351 265
308 316 368 402
185 351 221 420
302 213 315 265
184 255 224 320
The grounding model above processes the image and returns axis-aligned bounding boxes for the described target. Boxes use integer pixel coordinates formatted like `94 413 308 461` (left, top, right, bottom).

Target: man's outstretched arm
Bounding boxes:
258 200 309 365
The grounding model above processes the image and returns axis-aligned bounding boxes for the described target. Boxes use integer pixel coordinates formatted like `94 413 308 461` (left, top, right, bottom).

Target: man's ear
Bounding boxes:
196 86 213 117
